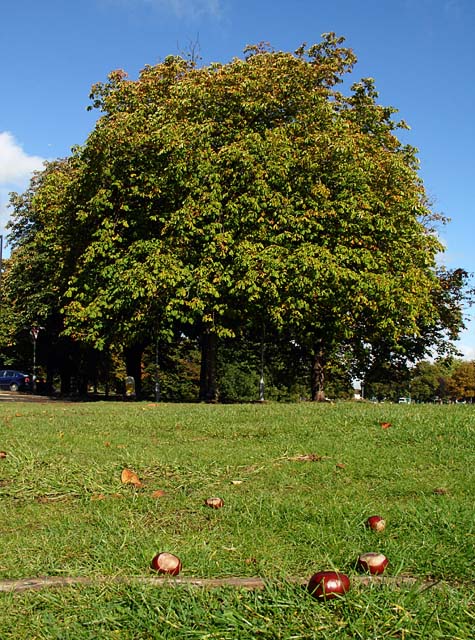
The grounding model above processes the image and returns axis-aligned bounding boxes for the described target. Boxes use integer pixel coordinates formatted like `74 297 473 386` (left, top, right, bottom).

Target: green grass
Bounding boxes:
0 401 474 638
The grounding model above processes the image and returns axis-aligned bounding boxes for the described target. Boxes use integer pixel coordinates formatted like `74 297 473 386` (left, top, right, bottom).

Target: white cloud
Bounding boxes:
0 132 45 253
0 187 11 227
0 187 14 253
0 132 45 185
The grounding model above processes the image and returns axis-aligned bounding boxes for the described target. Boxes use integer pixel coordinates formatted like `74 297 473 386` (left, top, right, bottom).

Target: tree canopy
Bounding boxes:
2 34 469 400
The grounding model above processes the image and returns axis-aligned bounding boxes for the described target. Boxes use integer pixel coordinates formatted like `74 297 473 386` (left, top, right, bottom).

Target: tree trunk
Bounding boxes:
77 373 88 396
199 329 218 402
310 345 326 402
124 343 144 399
59 357 73 395
46 363 55 396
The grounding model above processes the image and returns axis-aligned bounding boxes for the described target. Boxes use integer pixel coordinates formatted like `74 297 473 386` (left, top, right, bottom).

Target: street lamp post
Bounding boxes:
155 337 161 403
259 332 265 403
30 326 44 392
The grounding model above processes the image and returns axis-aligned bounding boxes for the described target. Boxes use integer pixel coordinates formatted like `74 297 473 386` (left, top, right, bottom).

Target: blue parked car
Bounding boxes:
0 370 32 391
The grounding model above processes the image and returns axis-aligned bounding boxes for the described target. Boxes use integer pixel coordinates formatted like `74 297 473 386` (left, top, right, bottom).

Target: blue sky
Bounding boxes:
1 0 474 357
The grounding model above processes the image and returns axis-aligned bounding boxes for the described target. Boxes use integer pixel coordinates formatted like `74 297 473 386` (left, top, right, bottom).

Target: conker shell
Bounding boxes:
366 515 386 532
150 552 182 576
357 552 388 575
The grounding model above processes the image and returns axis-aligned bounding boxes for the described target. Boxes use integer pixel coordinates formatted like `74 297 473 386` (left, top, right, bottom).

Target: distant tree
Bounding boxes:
446 360 475 401
364 358 412 402
409 359 455 402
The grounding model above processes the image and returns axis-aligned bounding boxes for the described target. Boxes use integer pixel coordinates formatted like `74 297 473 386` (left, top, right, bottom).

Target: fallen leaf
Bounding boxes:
336 462 346 469
90 493 106 501
380 422 391 429
231 480 243 485
104 441 111 447
0 451 7 459
121 468 142 486
151 489 166 498
433 487 449 495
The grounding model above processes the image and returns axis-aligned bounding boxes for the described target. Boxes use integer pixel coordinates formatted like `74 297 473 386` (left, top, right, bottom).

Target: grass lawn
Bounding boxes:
0 400 474 638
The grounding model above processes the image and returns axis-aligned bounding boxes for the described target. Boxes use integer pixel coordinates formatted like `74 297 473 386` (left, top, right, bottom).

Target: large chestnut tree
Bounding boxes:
5 34 467 400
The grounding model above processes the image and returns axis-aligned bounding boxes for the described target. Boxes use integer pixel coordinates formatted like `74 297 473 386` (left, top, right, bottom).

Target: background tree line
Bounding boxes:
365 357 475 403
0 34 470 401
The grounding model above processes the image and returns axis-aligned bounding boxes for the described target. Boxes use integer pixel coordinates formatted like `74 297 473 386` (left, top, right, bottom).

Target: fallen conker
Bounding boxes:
205 496 224 509
150 552 182 576
357 552 388 575
307 571 350 600
366 515 386 532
